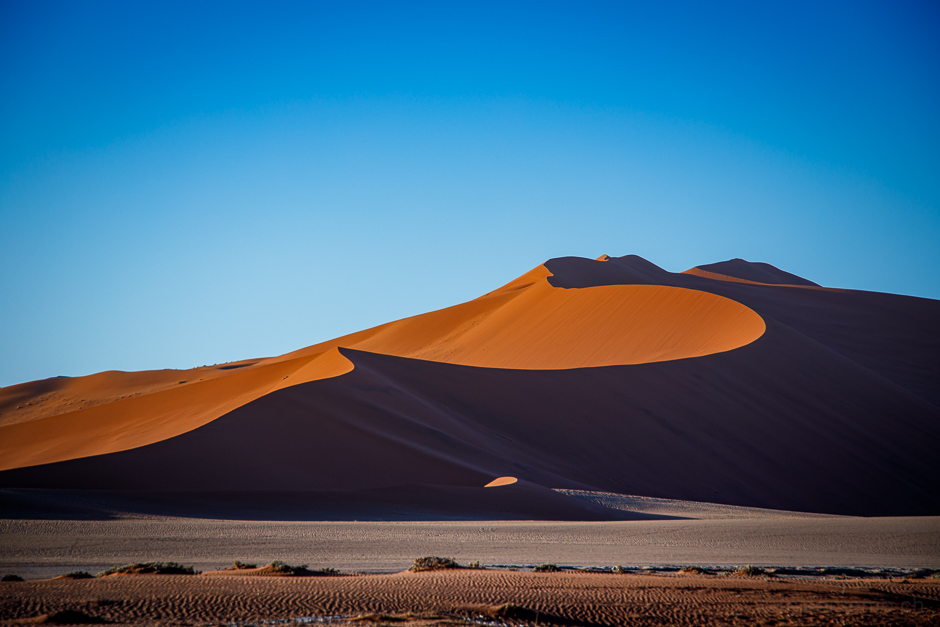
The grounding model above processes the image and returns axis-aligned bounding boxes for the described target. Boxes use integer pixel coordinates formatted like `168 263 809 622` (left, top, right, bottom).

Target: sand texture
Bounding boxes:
1 254 938 518
2 570 939 626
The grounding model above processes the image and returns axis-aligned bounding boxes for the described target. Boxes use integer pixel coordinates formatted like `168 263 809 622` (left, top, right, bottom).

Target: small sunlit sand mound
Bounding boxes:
484 476 517 487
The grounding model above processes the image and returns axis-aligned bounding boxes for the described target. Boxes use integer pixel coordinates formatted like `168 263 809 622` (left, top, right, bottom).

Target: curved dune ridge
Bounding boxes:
0 261 764 471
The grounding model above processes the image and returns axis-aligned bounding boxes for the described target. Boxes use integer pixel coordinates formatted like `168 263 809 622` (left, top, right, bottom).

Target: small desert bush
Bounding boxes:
100 562 195 576
409 557 460 572
467 561 483 570
266 561 309 576
1 574 24 582
612 565 627 574
232 561 256 570
533 563 560 573
680 566 706 574
57 571 94 580
734 565 765 577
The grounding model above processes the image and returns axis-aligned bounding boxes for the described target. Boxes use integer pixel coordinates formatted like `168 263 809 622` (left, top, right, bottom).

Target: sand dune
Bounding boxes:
0 264 762 471
1 254 937 518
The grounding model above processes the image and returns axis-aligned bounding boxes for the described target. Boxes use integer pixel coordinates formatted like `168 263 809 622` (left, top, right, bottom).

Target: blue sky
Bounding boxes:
1 0 938 386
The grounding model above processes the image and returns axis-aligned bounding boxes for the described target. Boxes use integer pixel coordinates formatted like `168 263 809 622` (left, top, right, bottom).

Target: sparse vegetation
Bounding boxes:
232 561 256 570
533 563 561 573
1 574 24 582
734 565 766 577
467 561 483 569
612 565 628 574
680 566 706 574
266 561 310 576
409 556 460 572
99 562 195 576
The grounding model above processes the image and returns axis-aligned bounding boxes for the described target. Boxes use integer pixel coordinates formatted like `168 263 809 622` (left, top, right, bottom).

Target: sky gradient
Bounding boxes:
1 0 939 387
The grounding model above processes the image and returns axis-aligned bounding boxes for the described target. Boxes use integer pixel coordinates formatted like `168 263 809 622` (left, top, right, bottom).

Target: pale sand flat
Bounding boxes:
2 515 938 580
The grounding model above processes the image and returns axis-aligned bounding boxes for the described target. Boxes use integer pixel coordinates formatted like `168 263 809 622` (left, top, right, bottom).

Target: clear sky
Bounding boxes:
1 0 938 387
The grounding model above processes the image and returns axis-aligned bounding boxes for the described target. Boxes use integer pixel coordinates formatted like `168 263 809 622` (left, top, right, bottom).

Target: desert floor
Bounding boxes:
3 514 940 580
2 513 939 625
2 569 940 626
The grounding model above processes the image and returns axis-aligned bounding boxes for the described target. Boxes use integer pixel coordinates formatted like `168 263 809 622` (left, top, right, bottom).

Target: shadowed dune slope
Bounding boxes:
687 258 821 286
0 267 762 471
1 254 938 517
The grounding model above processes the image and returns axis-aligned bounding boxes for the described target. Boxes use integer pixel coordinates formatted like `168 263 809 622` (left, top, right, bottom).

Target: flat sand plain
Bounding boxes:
2 515 938 580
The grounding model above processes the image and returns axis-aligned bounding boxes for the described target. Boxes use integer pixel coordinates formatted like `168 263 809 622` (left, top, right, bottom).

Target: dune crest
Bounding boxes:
282 269 765 370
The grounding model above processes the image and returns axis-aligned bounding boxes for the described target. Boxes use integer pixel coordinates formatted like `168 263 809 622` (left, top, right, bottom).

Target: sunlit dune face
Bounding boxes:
347 281 766 370
484 476 518 487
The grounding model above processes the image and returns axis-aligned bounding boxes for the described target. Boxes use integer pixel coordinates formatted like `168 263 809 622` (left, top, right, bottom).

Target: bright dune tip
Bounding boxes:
484 476 518 488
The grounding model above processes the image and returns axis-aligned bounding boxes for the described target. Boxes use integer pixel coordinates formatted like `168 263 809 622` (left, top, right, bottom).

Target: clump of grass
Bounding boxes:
56 571 95 580
680 566 706 574
232 561 256 570
266 561 309 576
467 561 483 570
533 563 560 573
409 557 460 572
734 565 766 577
100 562 195 576
2 574 24 582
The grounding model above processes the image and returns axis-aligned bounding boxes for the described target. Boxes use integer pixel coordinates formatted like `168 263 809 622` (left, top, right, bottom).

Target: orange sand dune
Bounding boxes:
278 267 765 369
0 263 763 471
1 254 939 517
0 350 353 472
0 359 263 428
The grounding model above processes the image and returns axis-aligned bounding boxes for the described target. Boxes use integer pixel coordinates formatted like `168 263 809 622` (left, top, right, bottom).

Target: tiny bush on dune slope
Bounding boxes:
533 563 561 573
409 557 461 572
100 562 196 576
266 561 310 576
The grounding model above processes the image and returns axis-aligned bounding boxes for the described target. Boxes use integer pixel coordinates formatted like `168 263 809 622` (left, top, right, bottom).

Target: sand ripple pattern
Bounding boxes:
2 572 939 626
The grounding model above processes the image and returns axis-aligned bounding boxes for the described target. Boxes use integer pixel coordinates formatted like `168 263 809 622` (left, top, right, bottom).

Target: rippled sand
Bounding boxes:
2 570 939 626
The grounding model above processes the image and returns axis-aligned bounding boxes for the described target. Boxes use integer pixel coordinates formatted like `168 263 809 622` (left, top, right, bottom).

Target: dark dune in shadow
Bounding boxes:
693 258 820 286
1 254 937 519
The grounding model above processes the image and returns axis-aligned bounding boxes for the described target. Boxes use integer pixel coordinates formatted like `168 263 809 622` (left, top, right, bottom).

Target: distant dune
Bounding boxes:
1 254 937 519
